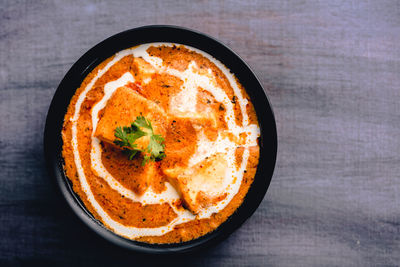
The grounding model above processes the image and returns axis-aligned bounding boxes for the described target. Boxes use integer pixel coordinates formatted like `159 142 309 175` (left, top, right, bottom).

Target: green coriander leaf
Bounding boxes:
133 116 153 131
113 140 126 147
127 128 147 144
148 135 164 158
127 149 139 160
123 126 132 134
142 154 151 166
114 127 126 141
114 127 130 147
152 134 165 143
113 116 166 165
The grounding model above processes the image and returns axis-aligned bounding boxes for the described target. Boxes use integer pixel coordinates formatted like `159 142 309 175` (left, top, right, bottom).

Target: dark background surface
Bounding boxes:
1 0 400 266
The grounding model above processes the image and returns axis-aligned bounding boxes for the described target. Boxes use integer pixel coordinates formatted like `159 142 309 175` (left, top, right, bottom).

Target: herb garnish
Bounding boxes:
114 116 166 166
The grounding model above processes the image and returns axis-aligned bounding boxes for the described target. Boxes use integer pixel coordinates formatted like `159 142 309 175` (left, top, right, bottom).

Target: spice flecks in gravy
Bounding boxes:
62 43 260 243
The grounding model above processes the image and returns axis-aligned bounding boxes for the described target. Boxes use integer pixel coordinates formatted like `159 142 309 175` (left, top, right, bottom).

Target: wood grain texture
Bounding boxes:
1 0 400 266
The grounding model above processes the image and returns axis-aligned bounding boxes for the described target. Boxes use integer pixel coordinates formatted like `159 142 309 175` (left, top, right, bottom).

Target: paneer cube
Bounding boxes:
95 86 167 150
163 153 228 214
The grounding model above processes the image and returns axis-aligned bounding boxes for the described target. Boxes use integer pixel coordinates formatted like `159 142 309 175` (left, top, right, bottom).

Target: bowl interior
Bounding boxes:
44 25 277 254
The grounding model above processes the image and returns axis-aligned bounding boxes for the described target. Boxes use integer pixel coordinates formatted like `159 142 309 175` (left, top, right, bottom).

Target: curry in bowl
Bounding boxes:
61 43 260 244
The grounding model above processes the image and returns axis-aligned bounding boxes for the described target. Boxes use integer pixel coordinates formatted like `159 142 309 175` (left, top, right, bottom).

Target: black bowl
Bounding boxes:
44 25 277 254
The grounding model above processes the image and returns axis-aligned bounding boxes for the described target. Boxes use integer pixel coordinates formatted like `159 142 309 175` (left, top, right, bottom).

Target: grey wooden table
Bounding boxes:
1 0 400 266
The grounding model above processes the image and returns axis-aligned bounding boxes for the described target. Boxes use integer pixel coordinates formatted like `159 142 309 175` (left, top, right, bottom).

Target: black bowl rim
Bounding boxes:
44 25 277 254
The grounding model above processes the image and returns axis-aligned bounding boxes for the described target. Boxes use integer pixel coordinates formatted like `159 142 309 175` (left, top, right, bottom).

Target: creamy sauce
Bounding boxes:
69 43 260 239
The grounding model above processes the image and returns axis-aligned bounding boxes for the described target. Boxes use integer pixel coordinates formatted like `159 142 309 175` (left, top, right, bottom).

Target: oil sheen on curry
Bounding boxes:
62 43 260 244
